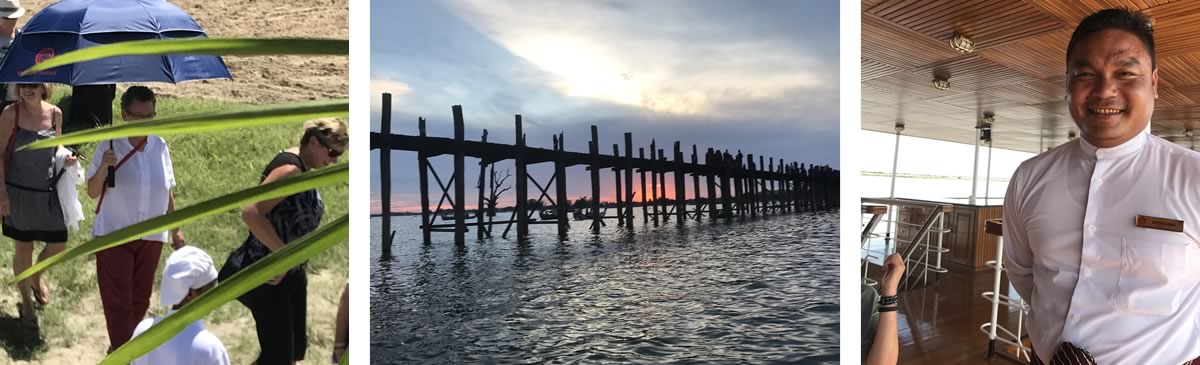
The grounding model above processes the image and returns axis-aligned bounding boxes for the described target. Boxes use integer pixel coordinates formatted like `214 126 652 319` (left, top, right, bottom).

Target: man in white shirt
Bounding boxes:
1004 8 1200 364
87 86 186 353
131 246 230 365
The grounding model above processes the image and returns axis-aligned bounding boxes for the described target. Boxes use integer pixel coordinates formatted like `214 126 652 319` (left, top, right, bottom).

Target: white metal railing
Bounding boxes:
862 198 951 289
978 219 1031 362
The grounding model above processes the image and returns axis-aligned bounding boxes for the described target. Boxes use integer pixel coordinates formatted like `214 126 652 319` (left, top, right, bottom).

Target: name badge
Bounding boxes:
1134 215 1184 232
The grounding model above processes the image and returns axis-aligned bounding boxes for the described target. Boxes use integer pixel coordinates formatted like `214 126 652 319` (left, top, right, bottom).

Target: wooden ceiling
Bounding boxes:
861 0 1200 153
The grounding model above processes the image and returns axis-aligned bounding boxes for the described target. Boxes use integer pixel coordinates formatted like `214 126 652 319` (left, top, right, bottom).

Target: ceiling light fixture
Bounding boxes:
932 77 950 90
950 33 975 53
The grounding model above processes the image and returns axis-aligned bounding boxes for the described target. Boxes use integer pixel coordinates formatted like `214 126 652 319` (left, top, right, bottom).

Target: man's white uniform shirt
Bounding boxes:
1004 131 1200 364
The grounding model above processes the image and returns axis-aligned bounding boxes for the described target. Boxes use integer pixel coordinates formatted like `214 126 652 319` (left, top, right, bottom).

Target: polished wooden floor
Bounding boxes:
867 267 1031 364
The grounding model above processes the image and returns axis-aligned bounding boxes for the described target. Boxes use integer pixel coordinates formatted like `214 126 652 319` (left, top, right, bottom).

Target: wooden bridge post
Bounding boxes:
477 130 488 240
650 141 659 224
772 157 782 213
640 148 648 224
625 133 634 228
555 134 569 237
720 150 732 218
380 93 394 255
590 126 601 234
612 144 623 226
417 117 432 245
798 163 808 211
659 149 669 223
674 142 685 223
748 154 757 218
706 148 717 222
691 145 701 221
515 116 529 239
785 163 793 212
453 106 466 245
729 151 739 218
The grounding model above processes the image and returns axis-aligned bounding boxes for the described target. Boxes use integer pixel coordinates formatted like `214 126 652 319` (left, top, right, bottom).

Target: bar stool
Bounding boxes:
979 219 1031 362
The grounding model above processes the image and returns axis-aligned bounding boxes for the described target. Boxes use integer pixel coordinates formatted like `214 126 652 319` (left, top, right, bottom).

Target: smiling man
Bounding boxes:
1003 8 1200 364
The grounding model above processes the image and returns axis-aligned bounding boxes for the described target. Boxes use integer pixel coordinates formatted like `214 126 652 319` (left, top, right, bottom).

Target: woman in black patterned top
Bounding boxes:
219 118 346 365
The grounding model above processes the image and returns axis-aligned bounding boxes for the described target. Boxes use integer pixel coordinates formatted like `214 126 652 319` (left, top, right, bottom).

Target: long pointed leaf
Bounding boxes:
11 163 347 283
102 215 349 365
19 99 347 150
23 38 347 75
340 350 349 365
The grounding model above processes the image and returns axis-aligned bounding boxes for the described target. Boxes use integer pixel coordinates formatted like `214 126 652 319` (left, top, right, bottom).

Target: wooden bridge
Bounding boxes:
373 92 838 255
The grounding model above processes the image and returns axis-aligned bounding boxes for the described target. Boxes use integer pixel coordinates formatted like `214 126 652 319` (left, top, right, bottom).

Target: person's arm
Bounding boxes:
1003 166 1034 301
866 253 904 365
241 163 301 285
0 105 14 216
333 284 349 363
86 142 115 198
241 164 300 251
52 108 75 168
167 190 185 249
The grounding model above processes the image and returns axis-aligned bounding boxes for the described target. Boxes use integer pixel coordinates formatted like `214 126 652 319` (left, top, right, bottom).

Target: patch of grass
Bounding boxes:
0 89 347 363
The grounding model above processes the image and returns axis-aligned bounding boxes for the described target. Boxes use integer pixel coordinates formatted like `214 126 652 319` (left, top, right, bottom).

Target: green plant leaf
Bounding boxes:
19 99 347 150
340 350 349 365
101 214 349 365
22 38 347 75
11 163 347 283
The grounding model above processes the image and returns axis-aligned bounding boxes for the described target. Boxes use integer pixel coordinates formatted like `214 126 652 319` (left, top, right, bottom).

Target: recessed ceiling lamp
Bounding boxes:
950 33 975 53
931 77 950 90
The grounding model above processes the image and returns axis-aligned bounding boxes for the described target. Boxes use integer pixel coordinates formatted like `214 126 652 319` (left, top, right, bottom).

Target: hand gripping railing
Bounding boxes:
978 219 1031 362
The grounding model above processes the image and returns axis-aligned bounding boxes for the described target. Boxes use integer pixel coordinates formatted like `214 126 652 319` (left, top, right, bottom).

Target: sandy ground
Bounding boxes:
2 271 346 365
20 0 349 104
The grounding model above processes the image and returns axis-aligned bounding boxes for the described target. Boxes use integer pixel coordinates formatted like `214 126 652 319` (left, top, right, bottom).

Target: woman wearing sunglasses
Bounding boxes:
219 118 346 365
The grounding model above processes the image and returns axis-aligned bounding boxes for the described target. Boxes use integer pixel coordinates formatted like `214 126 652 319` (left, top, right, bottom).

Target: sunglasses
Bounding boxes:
315 136 343 159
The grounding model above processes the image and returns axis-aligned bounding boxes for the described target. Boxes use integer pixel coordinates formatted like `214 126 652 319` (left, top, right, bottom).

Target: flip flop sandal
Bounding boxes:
32 281 50 307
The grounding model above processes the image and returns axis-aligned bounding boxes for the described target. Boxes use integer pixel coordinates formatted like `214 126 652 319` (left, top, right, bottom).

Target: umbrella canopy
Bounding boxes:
0 0 231 85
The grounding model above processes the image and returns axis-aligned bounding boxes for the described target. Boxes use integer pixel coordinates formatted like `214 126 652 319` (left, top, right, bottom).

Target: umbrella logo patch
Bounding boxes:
34 48 53 64
31 48 55 76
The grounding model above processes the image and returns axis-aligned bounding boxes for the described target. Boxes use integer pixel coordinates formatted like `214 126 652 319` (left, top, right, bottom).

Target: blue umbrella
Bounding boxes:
0 0 231 85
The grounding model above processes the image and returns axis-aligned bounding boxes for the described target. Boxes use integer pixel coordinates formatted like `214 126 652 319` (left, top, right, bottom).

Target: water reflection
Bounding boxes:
371 210 839 364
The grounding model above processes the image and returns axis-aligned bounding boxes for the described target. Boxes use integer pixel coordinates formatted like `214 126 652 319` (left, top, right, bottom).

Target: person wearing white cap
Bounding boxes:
130 246 229 365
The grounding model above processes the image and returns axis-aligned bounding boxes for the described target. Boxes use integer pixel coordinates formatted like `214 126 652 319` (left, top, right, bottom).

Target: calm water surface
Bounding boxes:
371 209 839 364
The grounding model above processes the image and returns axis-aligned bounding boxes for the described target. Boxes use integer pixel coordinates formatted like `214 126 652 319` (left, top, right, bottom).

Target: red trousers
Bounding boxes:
95 239 162 351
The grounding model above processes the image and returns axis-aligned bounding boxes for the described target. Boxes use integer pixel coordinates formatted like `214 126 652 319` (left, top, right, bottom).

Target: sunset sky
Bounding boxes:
371 0 839 213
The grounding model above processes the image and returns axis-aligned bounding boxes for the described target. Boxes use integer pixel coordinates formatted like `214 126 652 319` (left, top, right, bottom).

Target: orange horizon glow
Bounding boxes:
373 181 698 214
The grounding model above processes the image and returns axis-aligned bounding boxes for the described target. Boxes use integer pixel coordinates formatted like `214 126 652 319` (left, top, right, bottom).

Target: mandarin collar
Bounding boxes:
1078 131 1148 160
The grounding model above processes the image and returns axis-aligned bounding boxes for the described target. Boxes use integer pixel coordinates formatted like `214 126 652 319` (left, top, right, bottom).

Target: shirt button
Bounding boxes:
1096 179 1103 186
1097 151 1106 159
1088 225 1097 235
1071 314 1080 322
1081 268 1091 277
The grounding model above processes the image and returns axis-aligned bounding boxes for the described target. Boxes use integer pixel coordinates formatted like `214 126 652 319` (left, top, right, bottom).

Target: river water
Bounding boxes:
370 209 840 364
